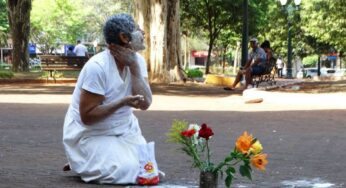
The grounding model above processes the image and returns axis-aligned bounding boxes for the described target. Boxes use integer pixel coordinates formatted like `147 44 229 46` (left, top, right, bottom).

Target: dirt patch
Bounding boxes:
269 80 346 93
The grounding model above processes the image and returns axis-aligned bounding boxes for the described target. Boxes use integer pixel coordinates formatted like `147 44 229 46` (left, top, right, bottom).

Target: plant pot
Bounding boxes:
199 171 218 188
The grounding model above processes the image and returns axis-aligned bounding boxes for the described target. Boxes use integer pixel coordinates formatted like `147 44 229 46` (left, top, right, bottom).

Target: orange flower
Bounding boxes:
251 154 268 171
235 131 254 154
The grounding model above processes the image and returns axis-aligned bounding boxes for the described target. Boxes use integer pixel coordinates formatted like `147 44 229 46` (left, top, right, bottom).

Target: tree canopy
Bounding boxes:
3 0 346 73
301 0 346 52
30 0 87 53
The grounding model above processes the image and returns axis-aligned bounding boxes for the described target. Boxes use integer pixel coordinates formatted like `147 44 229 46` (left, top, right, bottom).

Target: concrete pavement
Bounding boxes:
0 81 345 187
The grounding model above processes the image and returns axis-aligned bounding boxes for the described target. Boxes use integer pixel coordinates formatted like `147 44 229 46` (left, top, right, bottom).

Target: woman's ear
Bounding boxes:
119 32 131 45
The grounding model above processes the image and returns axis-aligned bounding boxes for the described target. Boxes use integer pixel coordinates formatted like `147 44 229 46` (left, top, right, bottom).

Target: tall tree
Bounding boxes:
181 0 242 74
135 0 184 83
180 0 271 74
7 0 32 71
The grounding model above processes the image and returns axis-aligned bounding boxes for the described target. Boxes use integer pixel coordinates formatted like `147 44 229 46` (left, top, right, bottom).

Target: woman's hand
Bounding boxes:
108 44 137 67
122 95 145 109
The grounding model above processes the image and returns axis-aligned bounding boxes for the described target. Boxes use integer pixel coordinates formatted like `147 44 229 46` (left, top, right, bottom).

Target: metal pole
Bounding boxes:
1 48 3 63
287 21 292 78
241 0 248 67
317 55 321 76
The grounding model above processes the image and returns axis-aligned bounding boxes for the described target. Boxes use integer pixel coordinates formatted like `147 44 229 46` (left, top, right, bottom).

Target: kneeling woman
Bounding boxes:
63 13 152 184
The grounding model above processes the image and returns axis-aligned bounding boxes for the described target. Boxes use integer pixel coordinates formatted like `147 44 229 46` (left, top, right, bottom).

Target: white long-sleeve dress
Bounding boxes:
63 49 148 184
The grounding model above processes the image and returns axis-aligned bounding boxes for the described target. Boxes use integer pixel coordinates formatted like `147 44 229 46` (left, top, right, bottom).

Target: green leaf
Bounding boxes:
226 167 236 174
239 165 252 180
224 156 233 162
225 174 234 188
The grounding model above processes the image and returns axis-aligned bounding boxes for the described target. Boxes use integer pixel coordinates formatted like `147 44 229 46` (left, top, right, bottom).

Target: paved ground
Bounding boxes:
0 80 346 188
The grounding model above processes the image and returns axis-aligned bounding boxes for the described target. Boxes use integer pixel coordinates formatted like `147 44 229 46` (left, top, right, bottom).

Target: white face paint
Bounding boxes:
130 30 145 51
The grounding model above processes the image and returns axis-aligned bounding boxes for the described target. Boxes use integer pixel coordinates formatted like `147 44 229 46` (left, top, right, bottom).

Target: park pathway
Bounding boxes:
0 82 345 187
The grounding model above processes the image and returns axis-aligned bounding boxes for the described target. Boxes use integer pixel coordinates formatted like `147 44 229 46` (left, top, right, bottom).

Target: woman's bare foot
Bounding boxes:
63 163 71 171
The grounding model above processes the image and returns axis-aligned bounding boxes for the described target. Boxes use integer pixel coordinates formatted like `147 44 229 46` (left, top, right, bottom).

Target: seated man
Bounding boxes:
224 38 267 90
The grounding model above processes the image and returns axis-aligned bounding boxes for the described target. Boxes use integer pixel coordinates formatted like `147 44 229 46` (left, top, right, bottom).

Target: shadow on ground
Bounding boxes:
0 82 243 96
270 80 346 93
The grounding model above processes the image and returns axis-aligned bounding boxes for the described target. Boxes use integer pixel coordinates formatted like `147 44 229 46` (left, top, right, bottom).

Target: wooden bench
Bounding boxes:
252 58 277 88
39 55 88 81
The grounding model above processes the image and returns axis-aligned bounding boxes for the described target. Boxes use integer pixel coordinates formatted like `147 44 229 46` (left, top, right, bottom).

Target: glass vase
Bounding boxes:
199 171 218 188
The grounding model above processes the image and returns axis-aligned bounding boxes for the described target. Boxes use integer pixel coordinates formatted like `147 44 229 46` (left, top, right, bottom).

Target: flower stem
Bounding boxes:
206 140 210 167
231 159 242 166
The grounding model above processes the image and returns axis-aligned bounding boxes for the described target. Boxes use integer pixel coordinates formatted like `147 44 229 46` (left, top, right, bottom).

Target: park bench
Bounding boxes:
39 55 88 82
251 58 277 88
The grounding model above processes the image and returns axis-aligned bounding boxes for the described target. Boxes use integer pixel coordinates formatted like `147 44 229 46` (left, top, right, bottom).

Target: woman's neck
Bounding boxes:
116 62 125 72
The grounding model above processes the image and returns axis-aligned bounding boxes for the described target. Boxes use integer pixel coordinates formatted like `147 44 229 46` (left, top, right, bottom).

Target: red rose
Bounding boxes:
198 123 214 140
181 129 196 137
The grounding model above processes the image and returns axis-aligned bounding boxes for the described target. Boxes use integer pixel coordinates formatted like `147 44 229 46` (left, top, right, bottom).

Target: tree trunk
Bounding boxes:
222 47 227 74
206 38 213 74
135 0 185 83
166 0 185 82
7 0 32 72
233 41 241 74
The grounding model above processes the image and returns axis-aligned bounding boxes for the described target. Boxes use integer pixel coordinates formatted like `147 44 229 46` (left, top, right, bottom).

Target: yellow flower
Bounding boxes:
235 131 254 154
251 154 268 171
250 140 263 155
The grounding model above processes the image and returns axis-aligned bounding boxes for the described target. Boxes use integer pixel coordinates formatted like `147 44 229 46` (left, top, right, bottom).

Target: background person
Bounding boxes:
63 13 153 185
66 46 76 56
73 40 89 57
224 38 267 90
260 40 273 64
276 57 284 78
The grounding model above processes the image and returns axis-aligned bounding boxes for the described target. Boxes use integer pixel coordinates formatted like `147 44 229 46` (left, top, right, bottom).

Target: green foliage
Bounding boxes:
166 119 188 143
186 68 203 78
301 0 346 51
0 62 12 70
30 0 87 53
0 0 9 31
302 55 318 67
180 0 244 73
82 0 134 43
30 0 134 53
180 0 273 74
0 0 9 46
0 70 14 79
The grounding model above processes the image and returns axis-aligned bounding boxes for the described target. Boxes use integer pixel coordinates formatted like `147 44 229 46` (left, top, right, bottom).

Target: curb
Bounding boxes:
0 79 77 84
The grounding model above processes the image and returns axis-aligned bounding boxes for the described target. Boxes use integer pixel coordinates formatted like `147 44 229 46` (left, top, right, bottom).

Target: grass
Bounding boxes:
0 70 14 79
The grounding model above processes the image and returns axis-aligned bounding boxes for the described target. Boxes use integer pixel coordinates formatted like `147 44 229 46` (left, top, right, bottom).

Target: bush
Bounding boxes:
0 70 14 79
302 55 318 68
186 68 203 78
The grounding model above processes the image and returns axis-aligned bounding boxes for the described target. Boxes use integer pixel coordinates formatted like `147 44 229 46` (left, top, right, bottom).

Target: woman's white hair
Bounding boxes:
103 13 136 45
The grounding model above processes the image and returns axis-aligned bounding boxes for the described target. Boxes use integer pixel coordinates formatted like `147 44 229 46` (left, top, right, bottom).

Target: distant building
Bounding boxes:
189 50 215 68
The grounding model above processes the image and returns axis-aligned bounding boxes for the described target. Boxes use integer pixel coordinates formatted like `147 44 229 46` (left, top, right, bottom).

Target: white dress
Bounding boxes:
63 50 148 184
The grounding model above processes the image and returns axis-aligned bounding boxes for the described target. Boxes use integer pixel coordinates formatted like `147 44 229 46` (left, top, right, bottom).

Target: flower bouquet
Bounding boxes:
167 120 268 188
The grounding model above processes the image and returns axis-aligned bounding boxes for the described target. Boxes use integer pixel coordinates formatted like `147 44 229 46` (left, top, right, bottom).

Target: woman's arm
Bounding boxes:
128 62 152 110
79 89 144 125
108 44 152 110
